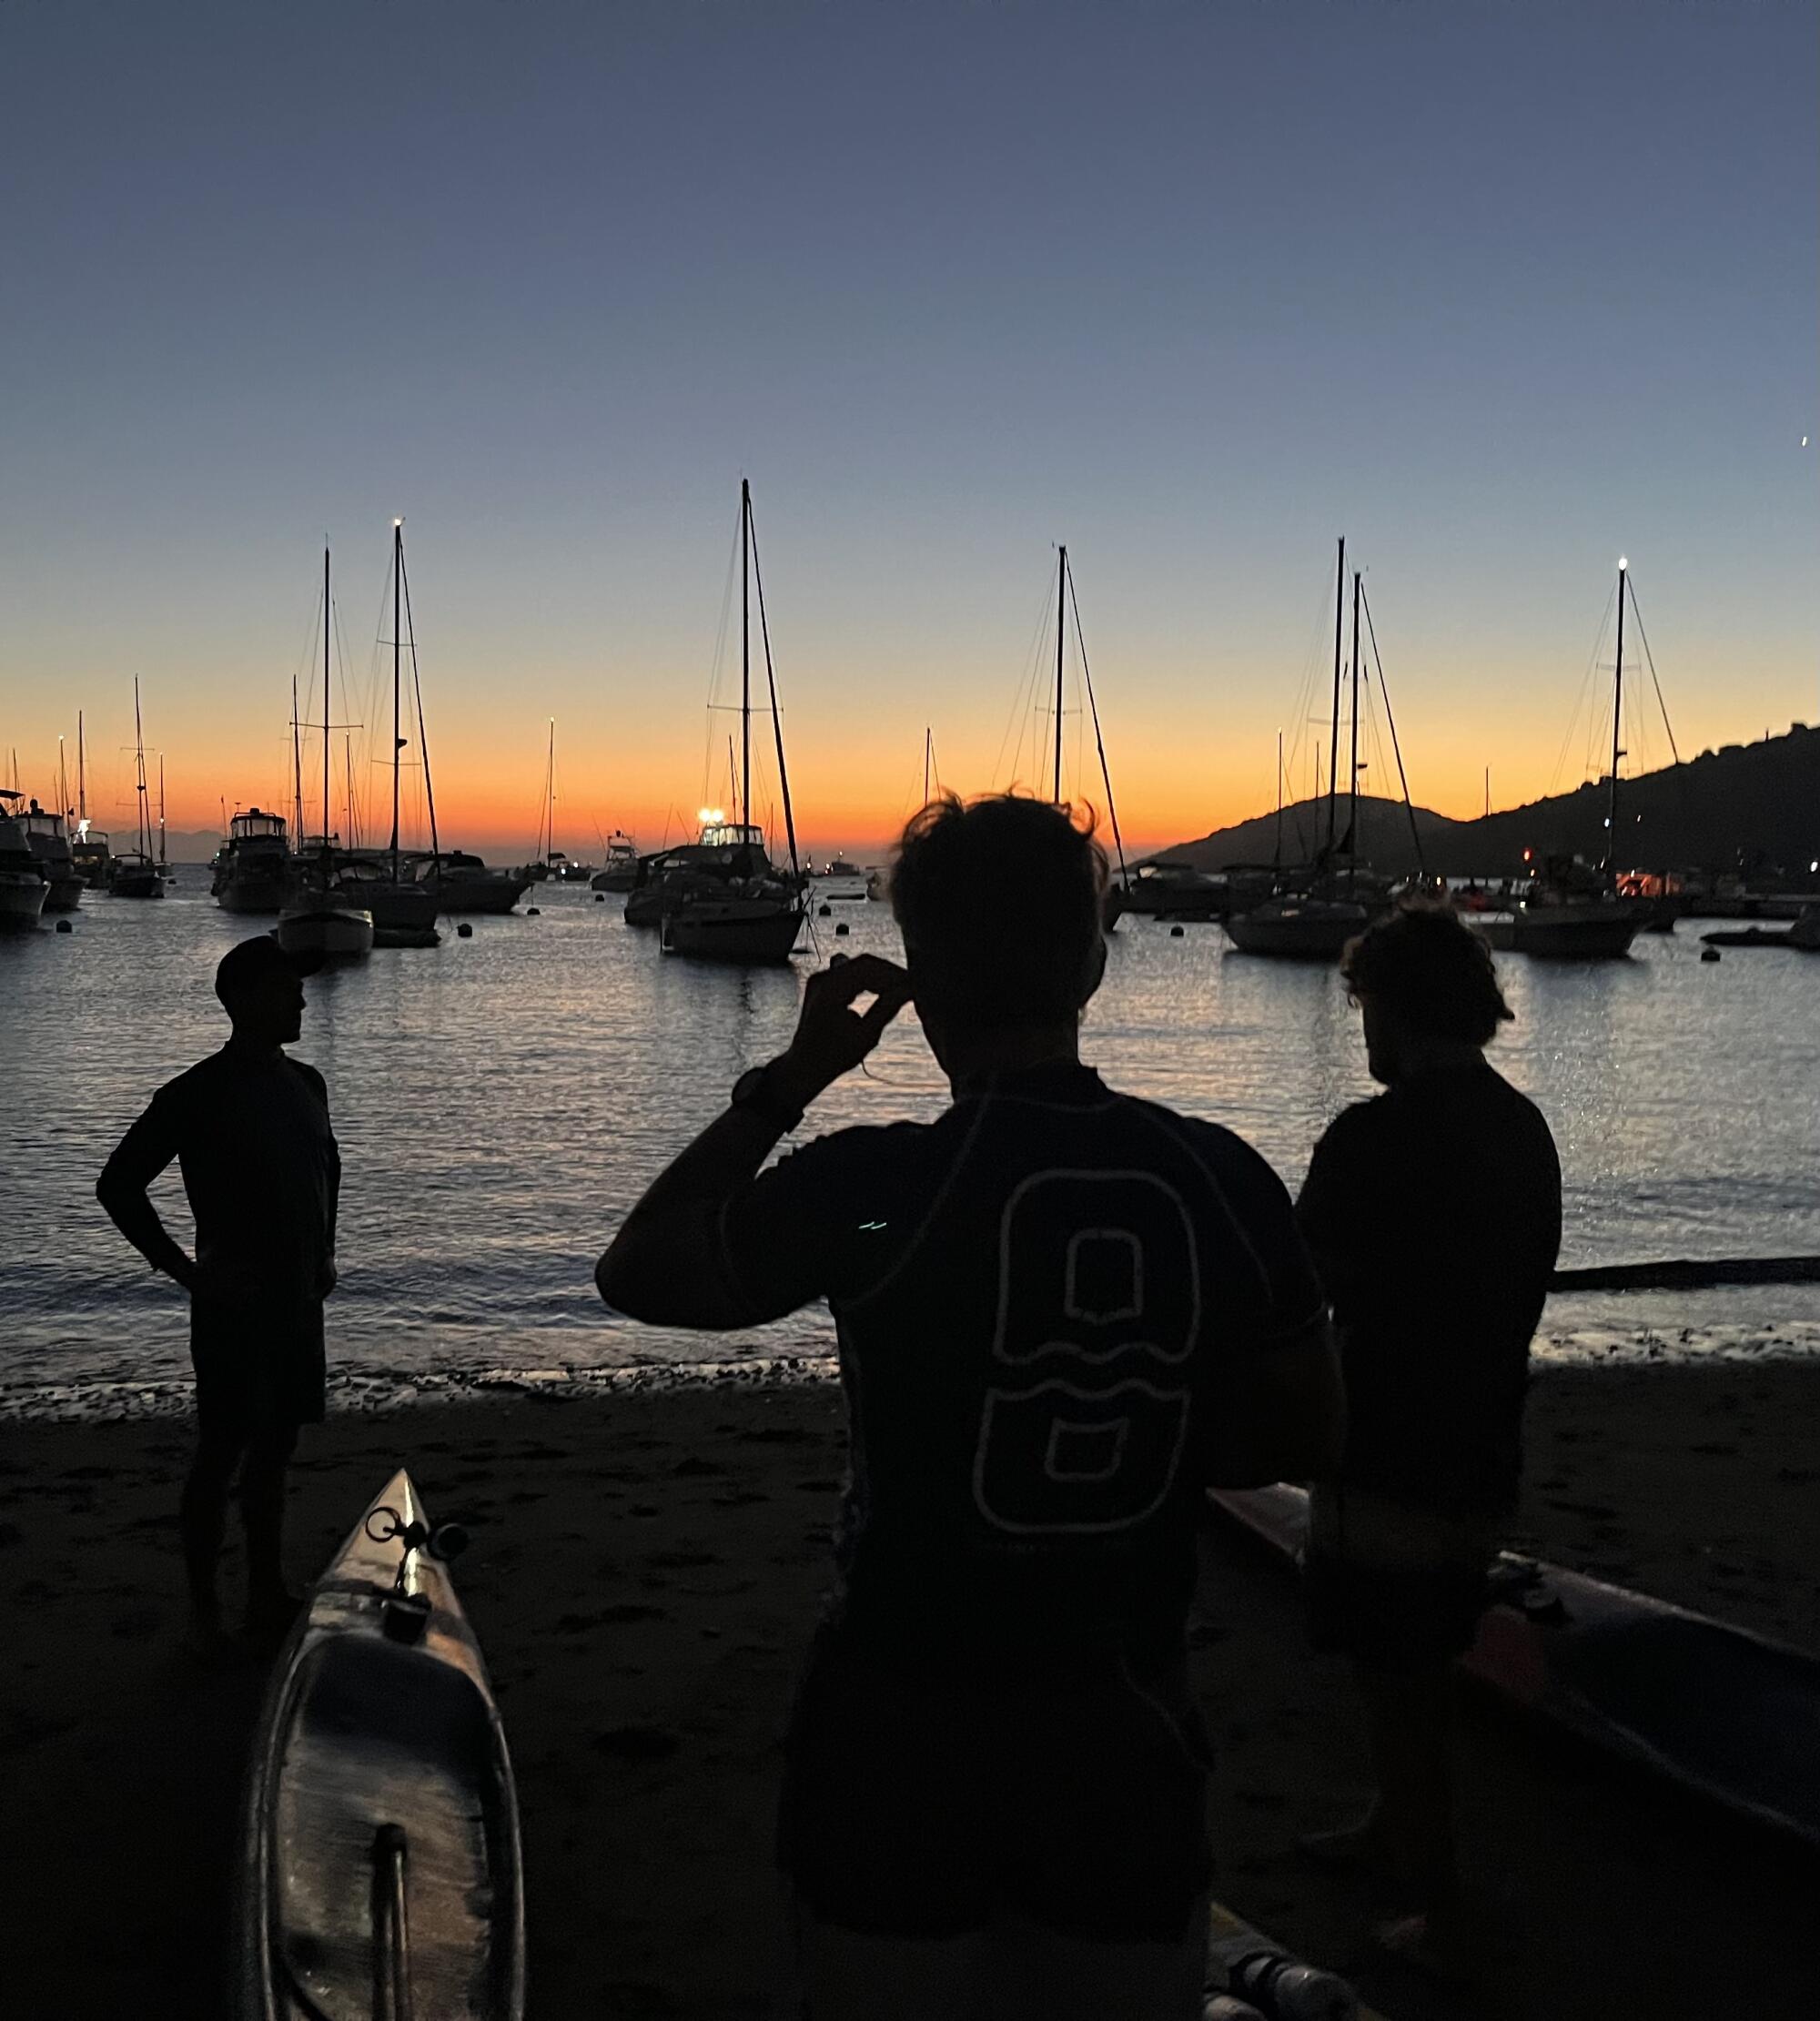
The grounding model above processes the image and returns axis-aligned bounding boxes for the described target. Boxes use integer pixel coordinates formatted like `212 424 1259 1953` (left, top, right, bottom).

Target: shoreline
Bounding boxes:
6 1314 1820 1426
5 1361 1815 2016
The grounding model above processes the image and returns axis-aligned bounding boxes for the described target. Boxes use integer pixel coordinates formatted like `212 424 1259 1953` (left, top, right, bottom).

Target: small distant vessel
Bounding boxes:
68 712 111 889
1026 547 1131 932
662 480 807 964
1226 542 1409 961
517 722 581 884
1476 561 1650 961
590 831 639 892
819 857 862 879
107 680 166 899
15 799 84 912
0 793 50 932
337 519 441 948
1700 907 1820 953
237 1469 525 2020
420 850 532 915
1119 861 1228 921
214 809 293 915
278 550 373 962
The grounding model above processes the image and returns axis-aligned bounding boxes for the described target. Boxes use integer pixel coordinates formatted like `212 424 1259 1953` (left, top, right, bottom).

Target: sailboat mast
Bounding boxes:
1348 569 1361 885
322 546 331 864
741 479 752 836
1054 547 1067 803
133 678 149 856
76 711 86 823
924 727 933 806
391 519 402 880
545 719 556 867
291 676 303 847
1274 729 1284 872
1327 536 1345 851
1607 559 1627 872
157 754 167 869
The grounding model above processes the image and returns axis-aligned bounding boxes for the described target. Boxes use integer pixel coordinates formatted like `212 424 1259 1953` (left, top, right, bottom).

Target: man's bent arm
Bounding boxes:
597 954 912 1330
96 1104 195 1290
594 1099 803 1328
1201 1320 1346 1488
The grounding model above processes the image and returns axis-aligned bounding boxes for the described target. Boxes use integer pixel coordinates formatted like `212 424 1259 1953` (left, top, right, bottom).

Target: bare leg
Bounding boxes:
1356 1658 1458 1914
179 1426 246 1630
240 1423 299 1618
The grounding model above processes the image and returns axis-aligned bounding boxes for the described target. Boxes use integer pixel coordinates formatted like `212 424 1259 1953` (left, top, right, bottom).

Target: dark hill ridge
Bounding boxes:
1157 723 1820 883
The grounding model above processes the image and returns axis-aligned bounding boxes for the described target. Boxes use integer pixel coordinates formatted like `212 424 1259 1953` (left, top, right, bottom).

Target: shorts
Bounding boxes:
189 1298 327 1442
1304 1482 1496 1667
778 1628 1213 1944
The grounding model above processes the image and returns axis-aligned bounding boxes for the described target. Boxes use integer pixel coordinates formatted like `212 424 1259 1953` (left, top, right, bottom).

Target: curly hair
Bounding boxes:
1340 903 1513 1046
889 792 1107 1028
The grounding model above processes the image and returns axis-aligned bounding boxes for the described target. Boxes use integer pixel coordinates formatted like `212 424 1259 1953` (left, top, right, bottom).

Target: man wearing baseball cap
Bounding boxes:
98 935 339 1659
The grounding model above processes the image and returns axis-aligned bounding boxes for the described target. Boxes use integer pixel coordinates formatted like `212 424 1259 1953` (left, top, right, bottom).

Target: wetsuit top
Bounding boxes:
718 1062 1324 1672
100 1043 339 1311
1297 1059 1562 1517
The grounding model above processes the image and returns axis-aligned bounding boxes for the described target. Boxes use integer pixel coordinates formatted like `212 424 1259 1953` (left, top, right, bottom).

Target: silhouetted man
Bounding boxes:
98 935 339 1658
1296 905 1561 1972
597 793 1343 2021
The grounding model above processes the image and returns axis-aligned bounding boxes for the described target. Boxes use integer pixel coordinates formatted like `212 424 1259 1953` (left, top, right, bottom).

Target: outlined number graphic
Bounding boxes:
973 1171 1200 1535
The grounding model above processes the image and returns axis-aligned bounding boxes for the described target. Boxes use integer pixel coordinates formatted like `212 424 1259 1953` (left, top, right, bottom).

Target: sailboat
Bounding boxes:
866 729 939 902
333 520 441 947
1035 547 1131 932
278 550 375 961
68 712 111 889
1477 560 1644 960
520 724 561 882
662 480 808 964
1226 541 1374 959
107 681 166 897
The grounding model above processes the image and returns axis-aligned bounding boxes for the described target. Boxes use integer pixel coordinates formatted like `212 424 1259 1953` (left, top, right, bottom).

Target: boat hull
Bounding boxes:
278 906 376 961
0 874 49 931
1209 1484 1820 1850
590 869 637 893
219 874 290 915
1476 904 1640 958
1223 898 1369 960
662 899 804 964
425 874 530 915
238 1470 525 2020
108 866 166 898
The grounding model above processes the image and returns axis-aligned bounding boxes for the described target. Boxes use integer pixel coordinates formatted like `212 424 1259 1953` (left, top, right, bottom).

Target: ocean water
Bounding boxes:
5 872 1819 1419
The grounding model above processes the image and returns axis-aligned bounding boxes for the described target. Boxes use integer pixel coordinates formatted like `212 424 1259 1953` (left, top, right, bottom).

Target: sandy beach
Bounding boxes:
4 1358 1816 2019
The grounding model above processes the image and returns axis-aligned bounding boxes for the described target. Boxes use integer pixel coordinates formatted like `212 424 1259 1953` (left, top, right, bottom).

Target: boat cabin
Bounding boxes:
230 808 289 845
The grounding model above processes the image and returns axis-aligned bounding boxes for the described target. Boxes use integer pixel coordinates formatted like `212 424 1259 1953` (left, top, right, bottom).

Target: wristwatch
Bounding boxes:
730 1060 805 1135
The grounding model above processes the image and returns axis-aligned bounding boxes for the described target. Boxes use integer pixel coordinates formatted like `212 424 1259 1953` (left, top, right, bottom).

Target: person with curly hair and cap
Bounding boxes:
1295 904 1561 1975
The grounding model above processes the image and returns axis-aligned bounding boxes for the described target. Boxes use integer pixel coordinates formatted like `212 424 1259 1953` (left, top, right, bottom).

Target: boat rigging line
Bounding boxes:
743 485 804 891
1064 556 1129 892
1357 581 1424 874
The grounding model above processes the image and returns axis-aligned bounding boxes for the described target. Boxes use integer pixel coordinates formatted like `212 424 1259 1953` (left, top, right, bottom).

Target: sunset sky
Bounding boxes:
2 2 1814 861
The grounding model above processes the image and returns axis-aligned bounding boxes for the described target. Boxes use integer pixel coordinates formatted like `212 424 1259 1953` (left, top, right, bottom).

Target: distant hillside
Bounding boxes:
1157 723 1820 882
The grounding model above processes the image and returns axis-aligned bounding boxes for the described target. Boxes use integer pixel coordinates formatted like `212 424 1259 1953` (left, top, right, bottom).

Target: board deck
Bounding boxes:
1209 1484 1820 1850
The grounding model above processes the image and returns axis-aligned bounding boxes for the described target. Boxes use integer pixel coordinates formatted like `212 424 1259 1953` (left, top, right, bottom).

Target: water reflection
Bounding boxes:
5 882 1819 1411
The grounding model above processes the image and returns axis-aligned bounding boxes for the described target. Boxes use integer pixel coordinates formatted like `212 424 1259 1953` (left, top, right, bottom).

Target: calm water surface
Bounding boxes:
5 874 1818 1416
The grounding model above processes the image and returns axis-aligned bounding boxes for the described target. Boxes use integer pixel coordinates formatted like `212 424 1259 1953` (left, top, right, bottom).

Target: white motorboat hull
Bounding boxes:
278 906 376 960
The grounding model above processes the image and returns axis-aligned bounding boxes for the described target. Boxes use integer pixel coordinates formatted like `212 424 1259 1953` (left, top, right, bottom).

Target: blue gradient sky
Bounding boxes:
3 1 1814 854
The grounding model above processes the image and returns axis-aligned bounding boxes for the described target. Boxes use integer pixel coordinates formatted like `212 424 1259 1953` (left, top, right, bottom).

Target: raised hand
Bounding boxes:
775 954 914 1108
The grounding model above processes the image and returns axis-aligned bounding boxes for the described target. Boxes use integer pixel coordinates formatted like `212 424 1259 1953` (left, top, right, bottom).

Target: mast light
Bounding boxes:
1618 556 1628 571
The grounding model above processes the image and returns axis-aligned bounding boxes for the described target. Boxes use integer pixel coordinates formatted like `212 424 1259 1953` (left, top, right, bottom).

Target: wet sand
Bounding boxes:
4 1359 1816 2019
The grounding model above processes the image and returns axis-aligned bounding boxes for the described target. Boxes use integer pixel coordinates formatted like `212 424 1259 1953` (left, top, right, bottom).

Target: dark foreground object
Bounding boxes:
237 1469 525 2019
1211 1484 1820 1853
5 1376 1816 2019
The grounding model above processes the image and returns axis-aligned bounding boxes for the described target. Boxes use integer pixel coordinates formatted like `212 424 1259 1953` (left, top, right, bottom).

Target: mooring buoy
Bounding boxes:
56 918 73 934
457 922 473 938
1170 925 1185 937
834 922 850 937
1701 946 1720 963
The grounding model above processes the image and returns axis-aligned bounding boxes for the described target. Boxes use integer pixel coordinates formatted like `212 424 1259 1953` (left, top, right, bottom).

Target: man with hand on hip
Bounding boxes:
98 935 339 1659
597 793 1342 2021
